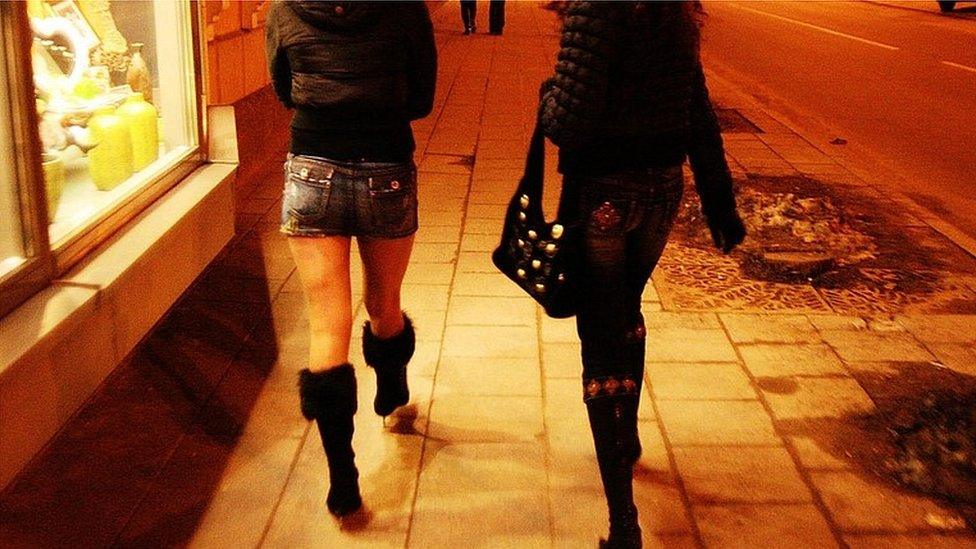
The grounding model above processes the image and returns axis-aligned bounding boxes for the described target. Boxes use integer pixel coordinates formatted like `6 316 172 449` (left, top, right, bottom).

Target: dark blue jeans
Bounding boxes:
558 165 684 385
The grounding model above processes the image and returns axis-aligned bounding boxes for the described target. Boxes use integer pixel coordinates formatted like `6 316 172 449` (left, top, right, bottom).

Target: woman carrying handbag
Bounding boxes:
265 1 436 517
538 2 746 547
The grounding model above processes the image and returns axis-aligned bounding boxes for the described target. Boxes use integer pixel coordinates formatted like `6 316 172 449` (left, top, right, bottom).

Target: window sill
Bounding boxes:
0 160 237 489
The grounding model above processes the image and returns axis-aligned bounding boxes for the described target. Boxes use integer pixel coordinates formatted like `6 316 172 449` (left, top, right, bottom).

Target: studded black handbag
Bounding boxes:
492 123 580 318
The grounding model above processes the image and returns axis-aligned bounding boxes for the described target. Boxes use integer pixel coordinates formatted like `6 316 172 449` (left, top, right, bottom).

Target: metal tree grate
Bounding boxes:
655 174 976 315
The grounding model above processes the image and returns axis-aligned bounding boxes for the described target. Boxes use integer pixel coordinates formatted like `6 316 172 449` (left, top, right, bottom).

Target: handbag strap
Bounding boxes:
517 122 546 202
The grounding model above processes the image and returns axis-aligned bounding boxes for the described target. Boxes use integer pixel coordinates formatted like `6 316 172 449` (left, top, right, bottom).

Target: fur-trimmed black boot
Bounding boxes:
362 313 415 417
299 364 362 517
585 375 643 549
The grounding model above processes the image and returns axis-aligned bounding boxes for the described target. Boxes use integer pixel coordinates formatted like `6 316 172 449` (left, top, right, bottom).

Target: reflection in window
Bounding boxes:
27 0 197 245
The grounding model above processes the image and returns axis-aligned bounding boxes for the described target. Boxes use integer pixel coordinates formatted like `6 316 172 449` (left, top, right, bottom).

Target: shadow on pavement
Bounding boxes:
0 89 289 547
772 362 976 531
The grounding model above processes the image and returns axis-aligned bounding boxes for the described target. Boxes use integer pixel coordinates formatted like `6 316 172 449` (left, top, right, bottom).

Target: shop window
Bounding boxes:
0 19 27 281
27 0 198 246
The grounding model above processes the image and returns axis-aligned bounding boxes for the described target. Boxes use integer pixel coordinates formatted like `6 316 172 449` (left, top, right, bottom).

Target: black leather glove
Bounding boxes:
705 209 746 254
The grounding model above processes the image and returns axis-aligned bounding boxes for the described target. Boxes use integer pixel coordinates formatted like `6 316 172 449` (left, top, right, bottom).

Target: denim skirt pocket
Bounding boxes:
281 162 335 234
367 167 418 237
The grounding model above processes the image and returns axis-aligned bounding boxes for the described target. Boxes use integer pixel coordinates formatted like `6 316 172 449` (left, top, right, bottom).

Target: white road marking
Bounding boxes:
942 60 976 74
735 5 901 51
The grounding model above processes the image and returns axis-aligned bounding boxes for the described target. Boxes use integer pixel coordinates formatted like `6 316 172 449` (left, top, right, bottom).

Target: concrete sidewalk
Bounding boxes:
2 2 976 547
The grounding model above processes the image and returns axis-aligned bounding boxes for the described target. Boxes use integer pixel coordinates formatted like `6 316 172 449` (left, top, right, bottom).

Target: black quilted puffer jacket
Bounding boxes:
539 1 736 218
266 1 436 161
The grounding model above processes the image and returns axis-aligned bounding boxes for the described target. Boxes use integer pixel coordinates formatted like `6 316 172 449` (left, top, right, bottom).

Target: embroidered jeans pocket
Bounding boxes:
584 198 640 237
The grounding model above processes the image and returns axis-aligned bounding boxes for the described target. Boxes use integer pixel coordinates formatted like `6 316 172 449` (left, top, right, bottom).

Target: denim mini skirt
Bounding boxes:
280 154 418 239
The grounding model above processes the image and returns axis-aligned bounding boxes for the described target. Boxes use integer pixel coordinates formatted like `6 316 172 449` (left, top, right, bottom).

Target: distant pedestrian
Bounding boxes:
538 1 746 547
461 0 476 34
489 0 505 34
266 0 436 518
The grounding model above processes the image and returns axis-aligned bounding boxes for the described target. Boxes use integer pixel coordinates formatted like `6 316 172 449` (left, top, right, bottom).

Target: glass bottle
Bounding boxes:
116 92 158 171
126 43 152 104
88 106 133 191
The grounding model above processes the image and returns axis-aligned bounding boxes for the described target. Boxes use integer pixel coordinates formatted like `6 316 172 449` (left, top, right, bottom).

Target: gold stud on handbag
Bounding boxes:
492 123 580 319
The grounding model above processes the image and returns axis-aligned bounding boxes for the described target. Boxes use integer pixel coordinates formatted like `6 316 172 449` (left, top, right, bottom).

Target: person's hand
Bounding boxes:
706 210 746 254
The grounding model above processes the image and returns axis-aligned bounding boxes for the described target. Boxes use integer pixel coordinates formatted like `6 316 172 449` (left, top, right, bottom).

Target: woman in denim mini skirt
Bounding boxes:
538 2 746 547
266 1 436 517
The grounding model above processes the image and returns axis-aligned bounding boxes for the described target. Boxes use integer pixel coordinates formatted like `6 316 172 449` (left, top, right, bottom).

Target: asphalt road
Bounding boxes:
701 0 976 239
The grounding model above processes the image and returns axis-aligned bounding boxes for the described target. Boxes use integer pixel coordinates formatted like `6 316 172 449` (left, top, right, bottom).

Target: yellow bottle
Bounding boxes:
116 92 158 171
42 152 64 220
88 106 132 190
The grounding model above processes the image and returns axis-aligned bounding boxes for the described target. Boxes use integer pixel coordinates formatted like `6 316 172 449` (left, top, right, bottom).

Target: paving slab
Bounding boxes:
787 435 853 472
672 447 812 504
811 471 968 534
435 356 540 397
695 504 839 549
647 362 756 401
410 442 550 548
719 313 820 344
759 377 876 421
446 295 537 326
657 400 780 447
820 329 935 363
645 328 738 363
739 343 848 377
541 341 582 379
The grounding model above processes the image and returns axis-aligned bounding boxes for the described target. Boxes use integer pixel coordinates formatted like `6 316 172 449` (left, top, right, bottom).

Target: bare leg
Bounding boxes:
358 234 416 416
358 234 415 338
288 235 353 372
289 235 362 516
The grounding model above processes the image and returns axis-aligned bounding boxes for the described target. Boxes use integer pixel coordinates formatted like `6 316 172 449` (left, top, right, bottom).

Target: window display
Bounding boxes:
1 18 27 281
27 0 197 245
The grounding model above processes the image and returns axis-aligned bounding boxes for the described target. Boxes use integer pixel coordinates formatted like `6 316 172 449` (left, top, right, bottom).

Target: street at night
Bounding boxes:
2 2 976 548
703 0 976 240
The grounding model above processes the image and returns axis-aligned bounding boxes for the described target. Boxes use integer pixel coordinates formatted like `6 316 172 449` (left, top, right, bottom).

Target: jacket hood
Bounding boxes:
286 1 379 32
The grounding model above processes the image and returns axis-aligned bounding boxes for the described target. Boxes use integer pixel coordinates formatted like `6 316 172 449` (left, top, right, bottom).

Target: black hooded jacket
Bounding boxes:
266 1 437 161
539 1 736 219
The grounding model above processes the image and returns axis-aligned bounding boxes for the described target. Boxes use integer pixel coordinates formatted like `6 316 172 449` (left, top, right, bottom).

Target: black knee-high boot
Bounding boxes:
622 319 647 466
299 364 362 517
362 313 415 417
585 375 643 549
